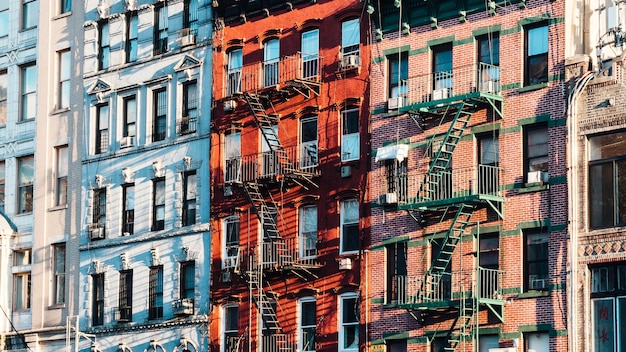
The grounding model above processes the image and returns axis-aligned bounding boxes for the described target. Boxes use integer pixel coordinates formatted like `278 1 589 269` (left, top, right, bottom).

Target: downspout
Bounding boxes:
566 69 594 352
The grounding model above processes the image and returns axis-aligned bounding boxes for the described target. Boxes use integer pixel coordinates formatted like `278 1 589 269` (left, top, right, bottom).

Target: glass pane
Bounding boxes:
264 39 279 62
226 306 238 331
480 136 499 164
301 117 317 143
343 110 359 135
155 180 165 204
342 297 357 322
590 132 626 161
302 29 319 57
592 298 615 351
341 18 359 53
99 105 109 128
126 98 137 123
19 157 34 184
528 26 548 56
186 173 197 199
60 51 71 80
590 163 615 229
618 161 626 225
478 36 499 65
301 300 316 325
343 199 359 223
342 133 359 161
57 147 68 176
619 298 626 351
225 132 241 158
0 10 8 37
125 186 135 210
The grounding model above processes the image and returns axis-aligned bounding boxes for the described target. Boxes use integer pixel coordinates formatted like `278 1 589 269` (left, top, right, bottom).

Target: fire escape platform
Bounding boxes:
397 193 503 212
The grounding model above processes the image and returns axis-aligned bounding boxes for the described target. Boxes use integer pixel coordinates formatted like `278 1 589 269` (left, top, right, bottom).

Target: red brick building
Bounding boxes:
209 1 370 351
366 0 569 351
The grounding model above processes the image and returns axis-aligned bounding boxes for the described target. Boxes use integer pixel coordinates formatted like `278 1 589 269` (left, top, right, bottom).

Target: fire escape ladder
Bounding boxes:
417 102 475 203
440 301 475 352
420 204 474 301
242 92 318 190
246 270 283 334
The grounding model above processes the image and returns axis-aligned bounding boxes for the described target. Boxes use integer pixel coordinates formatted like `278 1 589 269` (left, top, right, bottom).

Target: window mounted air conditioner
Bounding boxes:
529 277 548 290
432 88 449 100
222 271 232 282
223 99 236 112
125 0 137 10
338 258 352 270
527 171 548 184
377 192 398 205
179 29 196 46
172 298 194 316
97 3 110 18
480 80 496 93
120 136 135 148
387 97 402 110
89 227 105 240
223 257 236 270
340 54 359 70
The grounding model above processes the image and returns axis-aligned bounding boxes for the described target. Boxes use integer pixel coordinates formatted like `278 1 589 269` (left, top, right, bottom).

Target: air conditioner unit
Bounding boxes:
480 80 496 93
172 298 194 316
179 30 196 46
338 257 352 270
341 165 352 178
223 99 236 112
222 271 232 282
223 257 236 269
115 307 132 322
224 185 233 197
377 192 398 205
341 54 359 70
89 227 105 240
125 0 137 10
527 171 549 184
97 3 110 18
388 97 402 110
432 88 449 100
120 136 135 148
122 231 131 237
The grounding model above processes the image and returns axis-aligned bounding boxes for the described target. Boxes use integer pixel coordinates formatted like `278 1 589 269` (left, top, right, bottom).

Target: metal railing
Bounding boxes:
261 334 295 352
372 164 502 205
395 63 501 106
224 146 321 184
246 237 321 270
224 52 324 96
396 267 503 305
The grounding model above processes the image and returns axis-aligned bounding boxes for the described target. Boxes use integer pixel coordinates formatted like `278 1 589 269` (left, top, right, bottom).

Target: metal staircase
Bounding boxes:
246 270 281 333
441 301 475 352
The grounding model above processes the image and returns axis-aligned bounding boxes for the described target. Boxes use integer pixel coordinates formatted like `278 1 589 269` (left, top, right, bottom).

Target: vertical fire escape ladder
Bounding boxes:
416 102 475 203
246 269 285 336
438 299 476 352
242 92 318 190
420 204 474 301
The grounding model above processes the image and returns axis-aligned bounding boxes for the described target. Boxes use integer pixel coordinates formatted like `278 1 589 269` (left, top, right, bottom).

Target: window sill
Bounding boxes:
518 82 548 93
49 204 68 212
52 12 72 20
517 183 549 194
48 303 66 310
16 118 35 124
52 107 70 115
518 290 550 299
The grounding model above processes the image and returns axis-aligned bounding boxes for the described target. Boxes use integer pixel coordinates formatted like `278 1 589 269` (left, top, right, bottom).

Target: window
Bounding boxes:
22 0 38 30
18 155 34 214
300 116 318 168
154 4 168 55
56 146 68 206
58 50 71 109
180 261 195 300
524 124 548 175
478 335 499 352
479 233 499 297
152 177 165 231
0 3 8 37
478 134 499 194
223 305 239 352
589 132 626 229
382 153 408 203
181 81 198 134
298 297 316 352
524 332 549 352
126 13 138 63
477 33 500 91
224 131 241 182
95 104 109 154
227 49 242 96
92 273 105 326
302 29 319 79
387 340 407 352
118 270 133 322
263 39 279 87
261 124 279 177
13 249 31 311
98 21 110 70
182 171 196 226
339 292 359 352
183 0 198 34
92 188 106 232
341 18 360 58
0 161 4 213
0 70 6 125
524 230 548 291
386 241 407 304
60 0 71 14
299 205 317 259
21 63 37 121
122 184 134 235
341 108 359 161
148 265 164 319
525 25 548 85
432 43 453 94
153 88 167 142
590 263 626 351
224 216 240 267
52 244 66 305
122 96 137 139
340 198 359 253
388 52 408 99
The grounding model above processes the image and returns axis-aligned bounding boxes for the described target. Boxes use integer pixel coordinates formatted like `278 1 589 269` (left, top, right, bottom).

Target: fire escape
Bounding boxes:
223 52 324 350
385 63 505 352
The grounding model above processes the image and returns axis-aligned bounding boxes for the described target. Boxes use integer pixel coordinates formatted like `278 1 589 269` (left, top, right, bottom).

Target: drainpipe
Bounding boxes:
566 68 594 352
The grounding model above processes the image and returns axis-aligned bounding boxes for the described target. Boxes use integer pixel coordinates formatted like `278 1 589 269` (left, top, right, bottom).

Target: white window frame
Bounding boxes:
58 50 71 110
222 304 239 352
298 296 316 352
20 63 37 121
223 216 240 267
338 292 359 352
299 115 318 169
55 145 68 206
341 108 359 162
22 0 38 30
0 70 6 125
224 131 241 182
301 29 319 79
341 18 360 58
340 198 359 254
52 243 66 305
299 205 317 259
263 39 280 87
227 49 242 96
